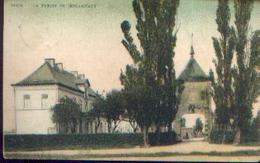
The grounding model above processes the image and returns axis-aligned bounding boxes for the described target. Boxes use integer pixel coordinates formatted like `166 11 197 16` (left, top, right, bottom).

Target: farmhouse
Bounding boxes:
12 58 108 134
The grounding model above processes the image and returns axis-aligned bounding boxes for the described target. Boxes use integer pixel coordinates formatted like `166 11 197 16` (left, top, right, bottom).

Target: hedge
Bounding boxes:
209 129 259 144
209 130 235 144
4 132 177 151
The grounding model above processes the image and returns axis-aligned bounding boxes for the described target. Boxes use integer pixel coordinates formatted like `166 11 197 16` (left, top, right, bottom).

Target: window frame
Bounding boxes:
41 94 49 109
23 94 31 109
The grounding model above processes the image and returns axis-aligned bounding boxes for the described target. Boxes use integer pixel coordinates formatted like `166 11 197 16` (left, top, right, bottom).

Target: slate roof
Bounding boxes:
178 57 209 81
12 62 94 94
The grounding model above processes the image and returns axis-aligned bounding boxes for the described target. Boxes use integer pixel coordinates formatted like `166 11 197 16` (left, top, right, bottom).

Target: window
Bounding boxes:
41 94 49 109
23 95 31 108
78 99 83 110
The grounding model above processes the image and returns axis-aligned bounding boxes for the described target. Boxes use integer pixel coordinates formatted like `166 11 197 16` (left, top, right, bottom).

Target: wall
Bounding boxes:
173 81 212 135
14 84 107 134
14 85 59 134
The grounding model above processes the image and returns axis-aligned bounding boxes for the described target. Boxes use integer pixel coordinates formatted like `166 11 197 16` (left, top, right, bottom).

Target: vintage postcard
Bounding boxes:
3 0 260 162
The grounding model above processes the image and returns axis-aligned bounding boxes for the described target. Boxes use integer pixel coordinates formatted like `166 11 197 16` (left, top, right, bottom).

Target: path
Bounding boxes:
4 140 260 161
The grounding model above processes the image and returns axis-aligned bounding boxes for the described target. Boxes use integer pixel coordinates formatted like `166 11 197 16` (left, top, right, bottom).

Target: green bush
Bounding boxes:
4 132 177 151
4 133 143 151
209 130 235 144
148 131 177 146
209 128 259 144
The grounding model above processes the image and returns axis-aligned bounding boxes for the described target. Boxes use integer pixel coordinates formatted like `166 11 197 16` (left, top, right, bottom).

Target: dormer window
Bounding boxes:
23 95 31 108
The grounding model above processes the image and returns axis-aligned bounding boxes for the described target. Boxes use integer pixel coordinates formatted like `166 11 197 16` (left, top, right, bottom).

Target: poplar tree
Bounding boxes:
232 0 258 144
120 0 182 146
210 0 235 143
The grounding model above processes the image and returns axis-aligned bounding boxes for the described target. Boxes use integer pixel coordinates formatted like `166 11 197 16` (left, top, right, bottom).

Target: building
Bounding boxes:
173 45 214 139
12 58 107 134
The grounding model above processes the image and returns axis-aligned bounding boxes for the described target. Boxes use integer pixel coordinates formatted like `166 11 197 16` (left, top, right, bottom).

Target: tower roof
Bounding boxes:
178 56 209 81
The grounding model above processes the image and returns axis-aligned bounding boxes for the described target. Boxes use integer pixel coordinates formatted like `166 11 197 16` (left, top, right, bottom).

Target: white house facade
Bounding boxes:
12 58 108 134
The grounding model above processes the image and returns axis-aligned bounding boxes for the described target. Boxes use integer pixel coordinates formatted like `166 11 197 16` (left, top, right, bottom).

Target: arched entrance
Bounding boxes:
180 113 206 140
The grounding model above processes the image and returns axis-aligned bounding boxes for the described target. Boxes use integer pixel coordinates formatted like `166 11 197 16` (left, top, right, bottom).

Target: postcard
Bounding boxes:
3 0 260 161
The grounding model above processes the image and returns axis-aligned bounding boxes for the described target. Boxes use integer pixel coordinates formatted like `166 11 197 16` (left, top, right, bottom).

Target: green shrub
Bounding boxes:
4 132 177 151
209 128 259 144
4 133 143 151
148 131 177 146
209 129 235 144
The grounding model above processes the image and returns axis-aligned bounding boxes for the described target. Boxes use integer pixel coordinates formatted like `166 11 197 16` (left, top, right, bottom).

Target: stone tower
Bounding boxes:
173 45 214 139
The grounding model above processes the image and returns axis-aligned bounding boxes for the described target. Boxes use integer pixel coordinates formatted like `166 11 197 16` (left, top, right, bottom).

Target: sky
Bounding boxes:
3 0 260 132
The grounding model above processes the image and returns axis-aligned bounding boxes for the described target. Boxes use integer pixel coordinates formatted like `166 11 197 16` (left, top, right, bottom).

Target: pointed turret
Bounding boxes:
178 35 209 81
190 45 195 58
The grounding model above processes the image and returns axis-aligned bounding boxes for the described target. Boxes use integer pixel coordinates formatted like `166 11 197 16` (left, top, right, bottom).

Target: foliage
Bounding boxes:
241 112 260 143
232 0 258 144
180 118 186 127
210 0 235 130
92 90 125 133
120 0 182 146
4 134 143 151
51 97 82 134
105 90 126 132
4 132 177 151
211 0 259 144
193 118 203 136
209 129 235 144
89 93 106 132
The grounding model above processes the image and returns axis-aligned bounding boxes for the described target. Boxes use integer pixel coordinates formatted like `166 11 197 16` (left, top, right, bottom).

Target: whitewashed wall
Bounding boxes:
14 85 58 134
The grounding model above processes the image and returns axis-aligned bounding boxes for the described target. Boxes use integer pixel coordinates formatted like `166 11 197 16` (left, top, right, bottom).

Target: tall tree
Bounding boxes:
92 90 125 133
105 90 125 132
51 97 82 134
90 93 106 133
232 0 258 144
210 0 236 143
120 0 182 146
121 65 155 146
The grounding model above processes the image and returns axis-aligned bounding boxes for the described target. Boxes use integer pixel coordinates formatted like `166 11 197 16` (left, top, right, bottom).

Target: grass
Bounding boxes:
4 144 140 152
4 150 260 160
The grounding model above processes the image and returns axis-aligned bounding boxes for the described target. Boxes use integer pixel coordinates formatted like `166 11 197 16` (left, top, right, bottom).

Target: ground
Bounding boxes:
4 138 260 161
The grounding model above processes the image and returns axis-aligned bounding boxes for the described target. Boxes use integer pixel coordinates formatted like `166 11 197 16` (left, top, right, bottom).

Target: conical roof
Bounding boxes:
178 57 209 81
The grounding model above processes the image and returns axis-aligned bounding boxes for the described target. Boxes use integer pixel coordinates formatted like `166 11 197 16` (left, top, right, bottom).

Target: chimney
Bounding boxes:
55 63 63 71
78 74 85 79
45 58 55 67
71 71 78 78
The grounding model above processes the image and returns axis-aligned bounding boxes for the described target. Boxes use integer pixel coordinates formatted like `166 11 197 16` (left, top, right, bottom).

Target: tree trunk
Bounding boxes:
107 122 111 133
155 125 161 145
234 127 241 144
143 126 149 147
167 123 172 132
79 119 82 134
222 125 226 144
130 120 138 133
